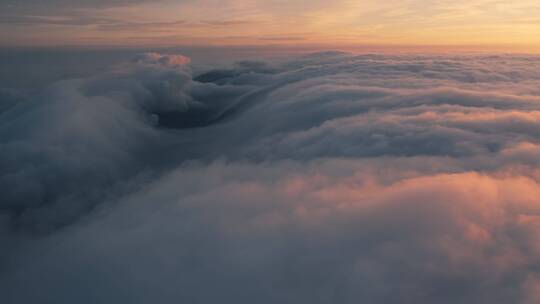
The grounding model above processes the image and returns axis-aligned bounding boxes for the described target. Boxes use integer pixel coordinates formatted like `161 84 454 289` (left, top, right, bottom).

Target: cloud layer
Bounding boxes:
2 51 540 303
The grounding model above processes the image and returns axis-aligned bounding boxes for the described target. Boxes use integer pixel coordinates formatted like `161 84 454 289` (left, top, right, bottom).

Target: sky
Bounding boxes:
1 0 540 50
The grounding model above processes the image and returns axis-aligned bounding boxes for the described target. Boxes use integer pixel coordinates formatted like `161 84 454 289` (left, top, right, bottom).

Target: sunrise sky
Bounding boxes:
2 0 540 50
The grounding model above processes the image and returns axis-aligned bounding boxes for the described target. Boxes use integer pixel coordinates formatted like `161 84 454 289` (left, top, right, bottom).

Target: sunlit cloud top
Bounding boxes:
1 0 540 49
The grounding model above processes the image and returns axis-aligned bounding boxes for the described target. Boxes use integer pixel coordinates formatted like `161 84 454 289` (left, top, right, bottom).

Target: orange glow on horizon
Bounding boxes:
1 0 540 51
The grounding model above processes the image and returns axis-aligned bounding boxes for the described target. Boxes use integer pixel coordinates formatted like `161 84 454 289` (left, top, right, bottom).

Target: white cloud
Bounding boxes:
2 50 540 303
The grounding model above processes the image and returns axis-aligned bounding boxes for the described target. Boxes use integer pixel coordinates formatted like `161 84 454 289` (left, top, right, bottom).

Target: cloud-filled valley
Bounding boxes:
2 50 540 303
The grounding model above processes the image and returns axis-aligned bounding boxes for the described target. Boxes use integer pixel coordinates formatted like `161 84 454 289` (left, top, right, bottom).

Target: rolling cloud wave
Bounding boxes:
2 51 540 303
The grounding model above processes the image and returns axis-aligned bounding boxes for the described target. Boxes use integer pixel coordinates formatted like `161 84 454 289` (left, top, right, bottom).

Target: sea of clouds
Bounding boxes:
2 50 540 303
